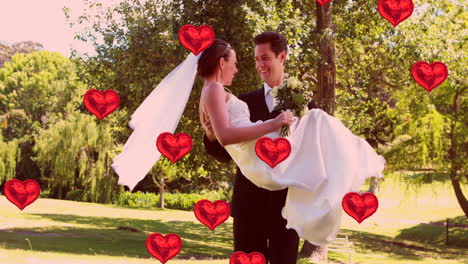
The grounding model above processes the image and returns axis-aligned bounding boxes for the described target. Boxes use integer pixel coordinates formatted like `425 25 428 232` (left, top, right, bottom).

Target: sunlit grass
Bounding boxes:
0 171 466 263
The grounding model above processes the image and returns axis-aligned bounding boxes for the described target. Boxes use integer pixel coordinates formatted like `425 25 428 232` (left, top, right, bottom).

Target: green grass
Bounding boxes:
1 172 467 263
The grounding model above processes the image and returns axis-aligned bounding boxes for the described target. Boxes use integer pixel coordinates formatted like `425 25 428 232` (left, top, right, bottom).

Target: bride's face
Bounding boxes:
219 49 238 86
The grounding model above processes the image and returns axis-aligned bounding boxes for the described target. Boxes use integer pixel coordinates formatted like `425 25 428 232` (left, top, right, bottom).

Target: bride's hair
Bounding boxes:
197 39 232 78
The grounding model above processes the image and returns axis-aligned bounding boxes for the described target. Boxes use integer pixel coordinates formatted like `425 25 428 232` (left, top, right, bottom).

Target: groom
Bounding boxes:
202 31 318 263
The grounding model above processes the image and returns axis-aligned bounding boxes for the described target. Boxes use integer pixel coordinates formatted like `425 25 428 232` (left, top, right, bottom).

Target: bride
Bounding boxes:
112 39 386 246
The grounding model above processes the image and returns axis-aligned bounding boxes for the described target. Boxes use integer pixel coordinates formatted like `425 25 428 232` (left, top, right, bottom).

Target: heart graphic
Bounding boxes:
255 137 291 168
194 199 230 230
316 0 332 6
146 233 182 264
230 251 266 264
411 61 448 92
4 179 41 210
178 24 215 55
342 192 379 223
83 89 120 120
378 0 414 27
156 132 193 163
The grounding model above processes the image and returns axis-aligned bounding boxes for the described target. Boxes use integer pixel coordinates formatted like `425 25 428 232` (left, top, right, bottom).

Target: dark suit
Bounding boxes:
203 85 318 264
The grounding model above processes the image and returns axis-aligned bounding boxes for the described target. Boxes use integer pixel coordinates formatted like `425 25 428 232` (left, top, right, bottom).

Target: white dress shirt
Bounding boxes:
264 83 278 113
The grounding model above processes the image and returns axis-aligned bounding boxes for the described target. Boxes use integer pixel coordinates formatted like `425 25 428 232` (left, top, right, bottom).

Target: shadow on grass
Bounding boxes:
395 215 468 248
337 229 425 261
0 213 233 259
329 226 467 263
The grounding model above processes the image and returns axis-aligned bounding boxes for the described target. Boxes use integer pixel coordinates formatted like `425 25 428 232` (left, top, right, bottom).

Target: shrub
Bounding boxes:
114 189 231 211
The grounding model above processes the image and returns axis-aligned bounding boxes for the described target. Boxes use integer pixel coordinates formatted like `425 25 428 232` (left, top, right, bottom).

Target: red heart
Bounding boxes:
255 137 291 168
342 192 379 224
83 89 120 120
178 24 215 55
411 61 448 92
4 179 41 211
194 199 230 231
230 251 266 264
146 233 182 263
378 0 414 27
156 132 193 163
316 0 332 6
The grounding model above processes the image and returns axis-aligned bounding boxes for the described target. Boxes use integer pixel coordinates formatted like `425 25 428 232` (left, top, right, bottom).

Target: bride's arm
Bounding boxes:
204 83 282 146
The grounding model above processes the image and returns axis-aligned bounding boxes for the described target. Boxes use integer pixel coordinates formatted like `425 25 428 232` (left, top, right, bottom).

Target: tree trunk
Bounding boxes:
299 1 336 259
299 241 328 260
159 176 165 209
367 141 381 194
368 177 381 193
448 92 468 217
450 171 468 217
315 1 336 116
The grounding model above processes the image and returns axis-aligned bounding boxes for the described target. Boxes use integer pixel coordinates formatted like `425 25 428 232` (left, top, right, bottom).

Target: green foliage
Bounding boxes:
114 189 230 211
33 112 121 203
332 0 404 150
387 0 467 178
0 51 84 140
0 50 92 190
243 0 318 86
67 0 257 190
391 106 447 169
0 133 20 185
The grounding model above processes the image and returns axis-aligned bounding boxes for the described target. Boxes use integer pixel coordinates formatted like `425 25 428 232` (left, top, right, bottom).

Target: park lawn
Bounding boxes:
0 172 467 264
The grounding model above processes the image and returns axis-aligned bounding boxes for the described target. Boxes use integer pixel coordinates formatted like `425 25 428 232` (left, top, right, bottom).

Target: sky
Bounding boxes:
0 0 123 57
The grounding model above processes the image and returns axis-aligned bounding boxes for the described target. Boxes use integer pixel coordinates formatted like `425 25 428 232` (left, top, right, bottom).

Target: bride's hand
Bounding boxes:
272 111 294 129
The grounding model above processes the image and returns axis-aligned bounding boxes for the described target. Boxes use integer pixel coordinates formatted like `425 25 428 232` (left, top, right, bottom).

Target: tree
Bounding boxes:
64 0 466 259
299 0 337 259
33 107 124 203
0 51 89 187
0 41 43 67
0 133 20 186
0 51 82 139
65 0 261 193
387 0 467 216
66 0 399 259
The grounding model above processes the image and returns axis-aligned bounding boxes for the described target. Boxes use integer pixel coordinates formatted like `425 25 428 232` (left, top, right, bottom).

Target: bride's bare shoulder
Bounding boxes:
203 81 223 93
203 82 227 100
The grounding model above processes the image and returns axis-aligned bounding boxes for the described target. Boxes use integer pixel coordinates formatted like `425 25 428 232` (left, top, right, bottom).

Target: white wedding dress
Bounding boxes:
222 92 386 246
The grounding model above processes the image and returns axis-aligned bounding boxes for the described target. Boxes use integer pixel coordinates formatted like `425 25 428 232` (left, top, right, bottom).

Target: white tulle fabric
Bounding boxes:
223 94 386 245
111 52 202 191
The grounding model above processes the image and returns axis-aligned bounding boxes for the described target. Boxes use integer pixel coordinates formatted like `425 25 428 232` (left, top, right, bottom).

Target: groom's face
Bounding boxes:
255 43 286 86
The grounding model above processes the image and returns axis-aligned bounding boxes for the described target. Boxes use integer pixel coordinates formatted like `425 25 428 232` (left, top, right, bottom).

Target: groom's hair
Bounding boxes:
254 31 288 57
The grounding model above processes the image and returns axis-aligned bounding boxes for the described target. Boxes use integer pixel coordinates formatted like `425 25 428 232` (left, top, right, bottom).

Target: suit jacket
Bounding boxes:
203 85 318 218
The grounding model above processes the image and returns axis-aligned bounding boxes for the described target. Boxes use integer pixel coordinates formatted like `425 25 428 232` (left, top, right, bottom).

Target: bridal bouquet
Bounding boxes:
271 74 314 137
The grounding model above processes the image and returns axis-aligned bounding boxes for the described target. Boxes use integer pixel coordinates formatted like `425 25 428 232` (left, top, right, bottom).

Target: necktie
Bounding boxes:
267 89 277 113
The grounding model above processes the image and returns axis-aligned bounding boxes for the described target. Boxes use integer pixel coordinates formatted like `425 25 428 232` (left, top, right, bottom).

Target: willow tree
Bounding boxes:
33 106 124 203
0 133 20 186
